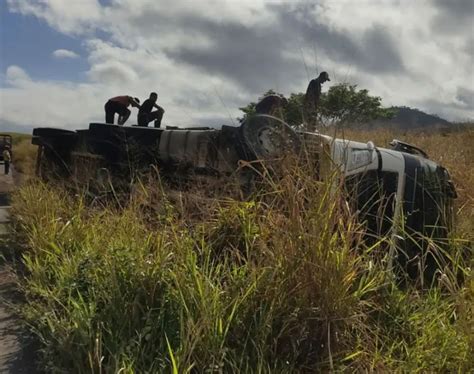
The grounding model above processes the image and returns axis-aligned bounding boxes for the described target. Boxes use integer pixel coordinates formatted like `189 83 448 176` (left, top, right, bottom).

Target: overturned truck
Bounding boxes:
32 117 458 278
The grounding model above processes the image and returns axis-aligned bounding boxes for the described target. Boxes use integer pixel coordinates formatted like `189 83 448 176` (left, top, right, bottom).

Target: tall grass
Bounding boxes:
11 136 37 175
10 150 472 372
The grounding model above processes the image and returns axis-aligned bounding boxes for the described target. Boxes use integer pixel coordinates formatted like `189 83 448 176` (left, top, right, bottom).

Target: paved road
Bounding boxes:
0 165 39 373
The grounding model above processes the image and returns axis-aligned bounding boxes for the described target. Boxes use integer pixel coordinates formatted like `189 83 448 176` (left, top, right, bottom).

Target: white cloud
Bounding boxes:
7 0 102 35
1 69 106 128
5 65 31 87
2 0 474 131
0 63 242 129
52 49 79 59
88 61 138 83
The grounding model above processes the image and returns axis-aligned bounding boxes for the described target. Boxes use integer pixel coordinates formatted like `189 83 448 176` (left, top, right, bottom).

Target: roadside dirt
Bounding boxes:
0 164 39 373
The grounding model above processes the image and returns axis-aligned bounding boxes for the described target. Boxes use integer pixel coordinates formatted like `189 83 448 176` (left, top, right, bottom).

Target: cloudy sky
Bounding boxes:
0 0 473 132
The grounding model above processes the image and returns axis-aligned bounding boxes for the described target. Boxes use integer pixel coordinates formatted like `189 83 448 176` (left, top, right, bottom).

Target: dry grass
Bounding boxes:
6 126 474 372
3 133 37 176
12 138 37 175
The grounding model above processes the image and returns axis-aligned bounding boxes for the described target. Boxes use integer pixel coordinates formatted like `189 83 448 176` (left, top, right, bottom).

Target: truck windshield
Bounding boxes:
404 162 455 241
345 170 399 241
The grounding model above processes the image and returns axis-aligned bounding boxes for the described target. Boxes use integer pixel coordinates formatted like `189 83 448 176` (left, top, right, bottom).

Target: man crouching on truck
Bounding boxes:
104 95 141 125
137 92 165 128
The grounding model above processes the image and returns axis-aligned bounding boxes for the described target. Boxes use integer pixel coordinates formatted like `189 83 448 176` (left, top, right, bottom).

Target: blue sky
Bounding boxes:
0 0 472 133
0 5 89 85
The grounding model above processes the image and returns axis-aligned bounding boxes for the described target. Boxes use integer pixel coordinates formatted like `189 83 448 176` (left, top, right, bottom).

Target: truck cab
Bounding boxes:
313 133 457 278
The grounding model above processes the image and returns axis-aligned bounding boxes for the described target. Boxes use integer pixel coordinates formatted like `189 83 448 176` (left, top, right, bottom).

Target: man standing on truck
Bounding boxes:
137 92 165 128
2 145 11 175
104 96 141 125
304 71 330 129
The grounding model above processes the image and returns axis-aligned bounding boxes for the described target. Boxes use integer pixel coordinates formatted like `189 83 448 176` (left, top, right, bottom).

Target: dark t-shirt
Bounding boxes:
305 79 322 102
138 99 155 116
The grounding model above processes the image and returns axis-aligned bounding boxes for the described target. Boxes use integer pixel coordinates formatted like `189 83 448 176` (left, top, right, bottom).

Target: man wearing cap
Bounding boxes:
104 95 141 125
304 71 330 128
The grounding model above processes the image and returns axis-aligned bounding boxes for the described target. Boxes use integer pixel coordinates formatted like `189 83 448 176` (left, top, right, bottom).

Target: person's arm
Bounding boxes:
129 97 141 108
154 103 164 112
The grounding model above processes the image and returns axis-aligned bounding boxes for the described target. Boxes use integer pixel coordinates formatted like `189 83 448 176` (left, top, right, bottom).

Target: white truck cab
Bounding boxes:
306 132 457 278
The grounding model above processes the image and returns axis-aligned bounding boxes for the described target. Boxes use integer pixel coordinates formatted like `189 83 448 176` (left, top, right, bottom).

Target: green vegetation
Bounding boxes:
319 84 394 126
8 127 473 372
239 84 394 127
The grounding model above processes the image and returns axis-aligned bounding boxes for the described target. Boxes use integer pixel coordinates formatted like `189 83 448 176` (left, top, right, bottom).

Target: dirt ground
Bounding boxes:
0 163 39 373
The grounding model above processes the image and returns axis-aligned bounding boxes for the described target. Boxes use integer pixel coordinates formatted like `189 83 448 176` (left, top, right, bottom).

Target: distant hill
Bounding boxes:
368 106 453 130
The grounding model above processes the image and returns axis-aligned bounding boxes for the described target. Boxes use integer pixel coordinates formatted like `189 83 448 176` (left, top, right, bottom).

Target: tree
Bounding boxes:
239 84 393 129
282 92 305 127
319 84 394 126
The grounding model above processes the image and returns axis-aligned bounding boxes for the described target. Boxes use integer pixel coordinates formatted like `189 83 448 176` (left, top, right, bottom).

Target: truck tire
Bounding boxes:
241 114 301 159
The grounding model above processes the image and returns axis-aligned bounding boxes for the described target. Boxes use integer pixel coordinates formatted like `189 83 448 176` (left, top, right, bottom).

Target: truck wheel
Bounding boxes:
241 114 301 159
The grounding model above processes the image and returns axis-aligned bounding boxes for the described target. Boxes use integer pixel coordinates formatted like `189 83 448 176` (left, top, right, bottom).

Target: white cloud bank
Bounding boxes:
52 49 79 59
5 65 30 86
1 0 473 131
